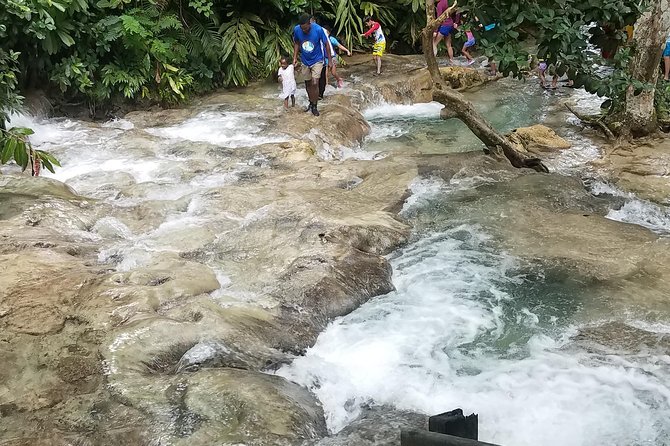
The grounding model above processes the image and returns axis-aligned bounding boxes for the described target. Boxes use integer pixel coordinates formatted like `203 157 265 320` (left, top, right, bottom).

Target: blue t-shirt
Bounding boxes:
293 23 327 66
329 36 340 52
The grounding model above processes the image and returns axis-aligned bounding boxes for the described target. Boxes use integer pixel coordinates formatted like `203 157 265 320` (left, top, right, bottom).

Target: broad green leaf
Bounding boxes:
14 142 28 169
41 157 56 173
57 31 75 47
2 139 17 164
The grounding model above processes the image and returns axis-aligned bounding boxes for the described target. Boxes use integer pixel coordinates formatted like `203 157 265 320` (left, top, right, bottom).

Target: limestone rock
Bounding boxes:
507 124 571 154
279 140 317 162
304 407 427 446
179 368 328 445
572 321 670 355
594 137 670 205
0 175 79 200
440 66 490 90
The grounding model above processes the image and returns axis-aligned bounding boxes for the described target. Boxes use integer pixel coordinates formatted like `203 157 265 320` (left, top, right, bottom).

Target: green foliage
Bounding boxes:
465 0 645 101
1 126 61 176
5 0 649 117
0 0 428 111
0 48 23 124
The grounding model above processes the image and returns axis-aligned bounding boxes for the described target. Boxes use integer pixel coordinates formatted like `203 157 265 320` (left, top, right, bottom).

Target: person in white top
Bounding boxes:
361 16 386 75
277 56 297 109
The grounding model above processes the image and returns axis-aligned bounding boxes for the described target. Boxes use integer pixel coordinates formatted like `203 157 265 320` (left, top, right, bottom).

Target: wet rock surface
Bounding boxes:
2 55 670 445
303 407 428 446
508 124 572 155
572 321 670 355
594 135 670 204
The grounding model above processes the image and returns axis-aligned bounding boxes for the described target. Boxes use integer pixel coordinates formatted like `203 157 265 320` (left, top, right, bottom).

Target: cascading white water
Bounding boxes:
5 109 288 286
590 181 670 235
281 94 670 442
6 78 670 446
279 222 670 445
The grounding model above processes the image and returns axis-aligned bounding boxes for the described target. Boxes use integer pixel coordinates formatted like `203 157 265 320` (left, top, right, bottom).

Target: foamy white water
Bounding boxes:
363 102 443 120
279 226 670 445
590 181 670 235
146 110 287 147
5 111 279 282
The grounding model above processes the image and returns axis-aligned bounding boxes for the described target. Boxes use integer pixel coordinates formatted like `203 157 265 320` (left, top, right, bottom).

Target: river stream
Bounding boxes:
4 69 670 446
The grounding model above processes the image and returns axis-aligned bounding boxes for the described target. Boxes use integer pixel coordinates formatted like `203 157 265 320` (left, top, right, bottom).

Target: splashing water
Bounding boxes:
590 181 670 235
146 110 287 147
279 226 670 445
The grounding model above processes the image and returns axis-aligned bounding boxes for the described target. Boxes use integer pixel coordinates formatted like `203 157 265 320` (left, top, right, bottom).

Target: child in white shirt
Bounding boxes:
277 56 297 109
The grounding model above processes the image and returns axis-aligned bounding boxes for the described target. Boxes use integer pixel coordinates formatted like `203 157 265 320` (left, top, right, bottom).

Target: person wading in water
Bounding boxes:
293 13 333 116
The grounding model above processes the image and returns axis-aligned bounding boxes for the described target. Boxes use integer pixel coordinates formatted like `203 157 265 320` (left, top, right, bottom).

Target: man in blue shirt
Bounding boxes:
293 13 333 116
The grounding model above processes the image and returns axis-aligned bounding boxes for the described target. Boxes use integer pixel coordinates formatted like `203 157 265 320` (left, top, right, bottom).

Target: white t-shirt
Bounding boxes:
277 64 297 99
324 29 336 58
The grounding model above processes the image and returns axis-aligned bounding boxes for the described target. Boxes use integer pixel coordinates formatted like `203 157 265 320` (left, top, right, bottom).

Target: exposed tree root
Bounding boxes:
564 103 616 141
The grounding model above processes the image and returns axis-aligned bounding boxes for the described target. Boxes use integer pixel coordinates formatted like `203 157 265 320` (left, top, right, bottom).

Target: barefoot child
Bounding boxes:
361 16 385 75
324 25 351 88
277 56 296 109
460 14 477 64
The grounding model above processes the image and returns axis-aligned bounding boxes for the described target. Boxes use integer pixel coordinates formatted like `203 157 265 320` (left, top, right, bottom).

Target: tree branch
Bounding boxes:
427 0 458 32
564 103 615 140
421 0 548 173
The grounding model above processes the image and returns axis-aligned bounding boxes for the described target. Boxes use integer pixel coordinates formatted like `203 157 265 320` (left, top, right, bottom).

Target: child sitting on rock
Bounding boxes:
277 56 297 110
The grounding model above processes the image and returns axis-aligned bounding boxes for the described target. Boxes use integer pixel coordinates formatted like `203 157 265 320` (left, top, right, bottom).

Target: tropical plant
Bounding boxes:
1 127 61 176
1 0 432 110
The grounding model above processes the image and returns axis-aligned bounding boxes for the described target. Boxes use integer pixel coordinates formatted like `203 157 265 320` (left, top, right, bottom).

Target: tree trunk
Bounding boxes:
423 0 446 88
422 0 548 172
613 0 670 137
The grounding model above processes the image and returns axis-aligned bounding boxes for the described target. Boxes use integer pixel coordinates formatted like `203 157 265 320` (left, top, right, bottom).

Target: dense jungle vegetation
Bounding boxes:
0 0 668 128
0 0 664 110
0 0 428 116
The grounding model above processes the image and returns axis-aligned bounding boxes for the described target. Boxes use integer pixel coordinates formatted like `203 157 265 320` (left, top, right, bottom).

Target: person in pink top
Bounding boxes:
433 0 458 62
460 13 478 64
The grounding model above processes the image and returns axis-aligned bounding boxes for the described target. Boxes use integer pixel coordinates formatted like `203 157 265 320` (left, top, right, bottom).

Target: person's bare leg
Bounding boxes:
332 64 343 86
665 56 670 80
446 34 454 62
304 80 313 111
462 45 473 61
433 33 444 56
309 77 321 115
551 75 558 88
284 98 289 110
376 56 382 74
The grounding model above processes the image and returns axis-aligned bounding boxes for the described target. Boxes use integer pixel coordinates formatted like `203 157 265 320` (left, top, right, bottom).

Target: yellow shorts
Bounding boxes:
372 41 386 57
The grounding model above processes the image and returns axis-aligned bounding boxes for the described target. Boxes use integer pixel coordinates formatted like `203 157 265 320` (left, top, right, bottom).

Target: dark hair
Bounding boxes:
298 13 310 25
280 55 288 63
323 25 332 32
363 16 372 22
